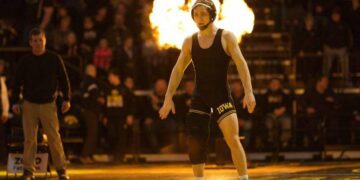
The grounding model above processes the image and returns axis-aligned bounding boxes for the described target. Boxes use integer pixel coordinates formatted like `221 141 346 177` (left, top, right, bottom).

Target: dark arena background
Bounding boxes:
0 0 360 179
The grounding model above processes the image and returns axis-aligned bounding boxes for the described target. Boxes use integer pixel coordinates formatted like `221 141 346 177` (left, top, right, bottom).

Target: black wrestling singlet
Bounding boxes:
191 28 232 106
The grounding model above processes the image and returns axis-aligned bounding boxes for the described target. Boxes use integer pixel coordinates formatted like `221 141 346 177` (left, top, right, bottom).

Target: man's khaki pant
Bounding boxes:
22 100 66 172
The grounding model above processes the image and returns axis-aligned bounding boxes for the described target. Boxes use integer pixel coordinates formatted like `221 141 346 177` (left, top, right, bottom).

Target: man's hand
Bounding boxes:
243 93 256 113
61 101 71 113
12 104 21 114
159 97 176 120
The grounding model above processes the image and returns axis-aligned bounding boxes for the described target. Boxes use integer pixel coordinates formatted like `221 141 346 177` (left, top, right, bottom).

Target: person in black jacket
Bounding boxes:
323 8 352 84
262 78 292 148
123 76 137 152
105 69 134 163
300 76 339 147
12 28 70 180
293 14 323 83
79 64 104 164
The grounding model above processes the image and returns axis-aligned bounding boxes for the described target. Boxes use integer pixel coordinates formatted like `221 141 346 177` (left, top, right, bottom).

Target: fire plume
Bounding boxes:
150 0 255 49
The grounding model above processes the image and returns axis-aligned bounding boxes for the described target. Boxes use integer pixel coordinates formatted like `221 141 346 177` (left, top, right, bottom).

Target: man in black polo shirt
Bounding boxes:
12 28 70 180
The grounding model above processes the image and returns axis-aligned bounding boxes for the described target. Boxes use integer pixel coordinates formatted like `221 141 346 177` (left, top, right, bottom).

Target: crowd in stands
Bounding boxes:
287 0 360 86
0 0 359 164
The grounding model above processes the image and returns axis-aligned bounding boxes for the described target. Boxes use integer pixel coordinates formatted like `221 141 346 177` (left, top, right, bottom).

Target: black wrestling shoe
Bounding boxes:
57 168 70 180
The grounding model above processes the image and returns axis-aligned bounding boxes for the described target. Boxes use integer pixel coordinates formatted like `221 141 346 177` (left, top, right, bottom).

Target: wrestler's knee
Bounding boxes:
186 112 210 164
224 135 241 150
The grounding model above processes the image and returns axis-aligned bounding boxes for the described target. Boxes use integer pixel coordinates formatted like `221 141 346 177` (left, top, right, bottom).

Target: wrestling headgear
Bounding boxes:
191 0 217 24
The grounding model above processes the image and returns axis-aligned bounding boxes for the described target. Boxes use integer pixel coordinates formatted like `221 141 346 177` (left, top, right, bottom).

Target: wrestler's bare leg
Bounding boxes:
219 113 247 176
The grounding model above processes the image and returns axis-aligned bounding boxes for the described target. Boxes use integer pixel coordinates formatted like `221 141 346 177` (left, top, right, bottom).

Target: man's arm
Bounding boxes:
56 55 71 101
224 31 256 113
224 31 253 94
164 36 193 99
159 36 192 119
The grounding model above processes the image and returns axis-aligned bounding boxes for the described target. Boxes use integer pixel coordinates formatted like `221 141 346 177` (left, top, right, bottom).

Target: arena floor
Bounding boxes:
1 161 360 179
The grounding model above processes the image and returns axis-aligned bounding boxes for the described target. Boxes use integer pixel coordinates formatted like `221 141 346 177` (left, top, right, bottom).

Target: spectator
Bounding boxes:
0 19 18 46
293 14 323 83
0 0 24 35
50 16 73 51
123 76 137 122
347 0 360 83
262 78 292 148
312 2 328 34
61 0 87 17
105 13 129 48
143 78 175 153
127 0 149 42
300 76 339 147
322 8 352 85
93 38 113 80
113 35 141 84
61 32 82 90
124 76 135 92
21 0 55 45
94 6 112 37
141 34 159 88
115 2 128 16
123 76 138 153
79 16 99 63
83 0 109 16
60 32 79 57
79 64 103 164
64 2 86 35
347 0 360 49
104 70 134 163
284 1 306 31
54 6 70 26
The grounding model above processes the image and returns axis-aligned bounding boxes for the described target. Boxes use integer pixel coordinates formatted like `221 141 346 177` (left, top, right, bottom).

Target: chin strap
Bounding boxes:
199 21 211 31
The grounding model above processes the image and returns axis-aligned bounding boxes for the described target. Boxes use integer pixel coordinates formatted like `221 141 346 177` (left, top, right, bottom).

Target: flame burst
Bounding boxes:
150 0 255 49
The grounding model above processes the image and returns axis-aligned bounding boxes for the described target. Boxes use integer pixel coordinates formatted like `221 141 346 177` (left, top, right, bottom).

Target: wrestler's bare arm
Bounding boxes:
159 36 193 119
224 31 253 94
224 30 256 112
164 36 193 99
